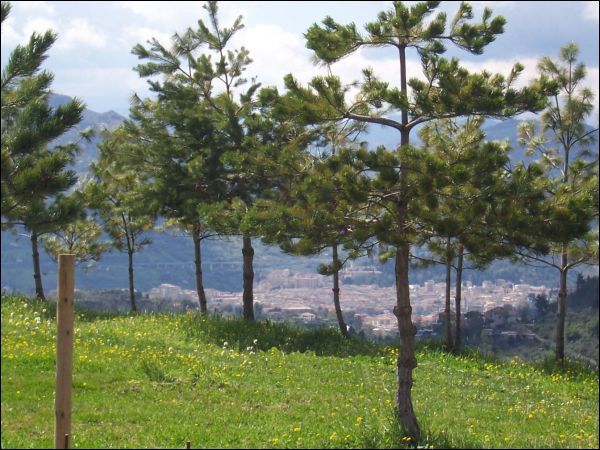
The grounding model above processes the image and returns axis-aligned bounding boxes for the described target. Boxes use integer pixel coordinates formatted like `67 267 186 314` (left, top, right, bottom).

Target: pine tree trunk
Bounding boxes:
192 227 208 314
128 250 137 312
31 231 45 300
394 243 420 442
392 44 420 443
242 235 254 321
555 251 568 361
454 244 464 353
332 244 349 338
444 239 453 352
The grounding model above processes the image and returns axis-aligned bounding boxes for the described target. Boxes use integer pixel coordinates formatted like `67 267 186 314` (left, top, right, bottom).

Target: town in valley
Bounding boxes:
72 264 551 344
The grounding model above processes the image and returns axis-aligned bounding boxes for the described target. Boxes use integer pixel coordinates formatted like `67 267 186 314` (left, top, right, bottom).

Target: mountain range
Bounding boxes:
1 94 597 296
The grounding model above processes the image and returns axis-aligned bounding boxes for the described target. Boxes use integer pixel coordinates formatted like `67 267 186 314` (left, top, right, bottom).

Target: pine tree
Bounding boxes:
132 1 306 320
300 123 370 338
122 94 222 314
1 2 85 218
11 189 84 299
285 2 549 440
132 1 259 318
2 2 87 299
517 43 599 361
41 212 111 270
254 120 371 337
414 117 526 352
87 128 155 312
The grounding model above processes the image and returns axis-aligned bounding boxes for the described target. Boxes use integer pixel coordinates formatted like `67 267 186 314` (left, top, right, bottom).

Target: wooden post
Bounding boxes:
186 442 191 449
54 254 75 449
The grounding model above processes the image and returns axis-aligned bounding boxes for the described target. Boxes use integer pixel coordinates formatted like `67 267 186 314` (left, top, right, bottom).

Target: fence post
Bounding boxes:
54 254 75 449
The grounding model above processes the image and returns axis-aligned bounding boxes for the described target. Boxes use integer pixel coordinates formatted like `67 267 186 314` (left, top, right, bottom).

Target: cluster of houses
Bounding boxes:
141 277 550 341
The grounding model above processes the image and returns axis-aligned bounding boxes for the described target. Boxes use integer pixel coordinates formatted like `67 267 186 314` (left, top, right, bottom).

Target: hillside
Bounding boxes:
459 276 600 366
48 93 124 175
531 276 599 364
1 295 598 449
2 95 597 296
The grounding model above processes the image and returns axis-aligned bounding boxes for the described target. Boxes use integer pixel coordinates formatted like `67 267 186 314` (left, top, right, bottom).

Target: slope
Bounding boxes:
1 295 597 449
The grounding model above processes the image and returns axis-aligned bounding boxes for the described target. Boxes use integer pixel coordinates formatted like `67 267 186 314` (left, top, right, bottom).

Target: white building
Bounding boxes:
147 283 183 300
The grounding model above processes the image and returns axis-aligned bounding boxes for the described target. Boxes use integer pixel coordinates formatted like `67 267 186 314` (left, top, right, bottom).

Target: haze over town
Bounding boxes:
137 267 549 337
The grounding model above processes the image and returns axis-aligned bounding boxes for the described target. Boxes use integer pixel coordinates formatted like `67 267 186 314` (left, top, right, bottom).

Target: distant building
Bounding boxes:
292 275 322 289
281 306 315 317
366 313 396 331
485 304 517 328
147 283 183 300
299 312 316 322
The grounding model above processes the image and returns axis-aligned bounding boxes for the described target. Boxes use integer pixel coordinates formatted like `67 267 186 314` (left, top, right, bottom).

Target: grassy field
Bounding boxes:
1 295 598 449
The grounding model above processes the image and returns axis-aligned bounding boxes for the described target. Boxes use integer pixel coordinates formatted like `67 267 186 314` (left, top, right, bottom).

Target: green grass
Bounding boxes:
1 295 598 449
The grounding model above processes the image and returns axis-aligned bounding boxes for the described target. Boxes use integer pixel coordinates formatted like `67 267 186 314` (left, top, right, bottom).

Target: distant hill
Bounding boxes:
48 93 125 174
365 116 597 165
531 276 599 364
1 96 597 295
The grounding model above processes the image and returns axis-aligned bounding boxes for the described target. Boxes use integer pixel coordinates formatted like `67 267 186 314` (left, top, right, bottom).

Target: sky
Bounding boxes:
2 1 599 122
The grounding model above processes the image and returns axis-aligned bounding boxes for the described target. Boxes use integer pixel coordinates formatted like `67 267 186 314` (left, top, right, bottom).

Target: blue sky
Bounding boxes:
2 1 599 121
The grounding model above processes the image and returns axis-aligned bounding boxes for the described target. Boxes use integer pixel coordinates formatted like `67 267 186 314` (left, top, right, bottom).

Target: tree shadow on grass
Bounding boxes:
358 408 482 449
180 312 387 358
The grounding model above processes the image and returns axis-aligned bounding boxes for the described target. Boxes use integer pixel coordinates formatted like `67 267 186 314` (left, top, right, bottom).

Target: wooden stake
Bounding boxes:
186 442 191 449
54 255 75 449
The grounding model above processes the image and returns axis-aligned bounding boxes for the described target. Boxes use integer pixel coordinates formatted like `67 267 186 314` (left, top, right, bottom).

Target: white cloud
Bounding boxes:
584 67 599 122
23 16 59 40
582 1 599 23
12 1 56 16
122 26 173 48
227 23 422 96
56 19 108 49
229 24 600 126
118 3 538 107
119 1 201 30
1 15 25 46
471 1 517 8
225 21 548 101
51 67 149 113
119 1 248 36
4 1 593 123
229 24 310 88
461 57 540 88
228 24 550 116
2 2 58 45
2 15 107 50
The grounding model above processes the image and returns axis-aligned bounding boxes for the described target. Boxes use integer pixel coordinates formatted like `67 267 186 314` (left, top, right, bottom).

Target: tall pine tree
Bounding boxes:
2 1 87 299
517 43 599 361
414 116 532 352
253 120 371 337
87 128 155 312
123 94 222 314
284 1 549 440
132 1 308 320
